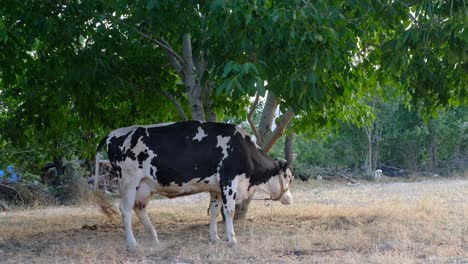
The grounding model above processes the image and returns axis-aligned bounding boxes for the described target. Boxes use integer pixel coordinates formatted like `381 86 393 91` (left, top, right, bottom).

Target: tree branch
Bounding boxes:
203 82 217 122
262 108 295 153
107 17 185 78
110 18 183 63
162 90 188 121
247 94 262 142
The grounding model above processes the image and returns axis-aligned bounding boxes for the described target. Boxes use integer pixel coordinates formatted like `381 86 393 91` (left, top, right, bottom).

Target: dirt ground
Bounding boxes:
0 178 467 264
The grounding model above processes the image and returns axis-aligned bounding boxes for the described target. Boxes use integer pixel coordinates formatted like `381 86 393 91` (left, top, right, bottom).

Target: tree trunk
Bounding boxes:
235 92 278 220
284 131 294 165
53 156 64 175
183 33 205 121
364 126 373 176
203 82 217 122
233 193 254 220
258 91 278 145
262 108 294 153
235 92 294 221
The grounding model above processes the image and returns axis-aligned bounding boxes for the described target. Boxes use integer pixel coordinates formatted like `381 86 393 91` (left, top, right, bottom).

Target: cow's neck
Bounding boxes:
249 151 279 187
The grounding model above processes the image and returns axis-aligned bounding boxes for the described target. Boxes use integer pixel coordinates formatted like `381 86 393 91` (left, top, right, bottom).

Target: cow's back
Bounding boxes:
105 121 255 188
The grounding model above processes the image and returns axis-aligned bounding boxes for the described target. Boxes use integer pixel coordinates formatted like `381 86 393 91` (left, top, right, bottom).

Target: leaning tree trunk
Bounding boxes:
234 92 277 220
284 131 294 165
234 92 295 221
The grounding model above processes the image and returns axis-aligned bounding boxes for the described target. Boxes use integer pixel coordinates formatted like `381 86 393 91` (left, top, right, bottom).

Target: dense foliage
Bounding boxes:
0 0 466 180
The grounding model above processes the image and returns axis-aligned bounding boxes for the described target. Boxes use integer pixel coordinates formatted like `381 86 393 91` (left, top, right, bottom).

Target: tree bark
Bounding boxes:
183 33 205 121
262 108 294 153
364 125 373 176
203 82 217 122
258 91 278 145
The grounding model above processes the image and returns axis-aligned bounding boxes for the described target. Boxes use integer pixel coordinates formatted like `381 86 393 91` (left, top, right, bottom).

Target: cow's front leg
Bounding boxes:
222 181 238 247
209 192 222 242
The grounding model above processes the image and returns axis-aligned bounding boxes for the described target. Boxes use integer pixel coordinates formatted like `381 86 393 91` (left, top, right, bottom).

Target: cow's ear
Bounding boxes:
275 158 289 171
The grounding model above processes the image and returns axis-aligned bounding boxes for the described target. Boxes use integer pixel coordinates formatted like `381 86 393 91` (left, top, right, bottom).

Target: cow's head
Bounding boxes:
268 158 294 205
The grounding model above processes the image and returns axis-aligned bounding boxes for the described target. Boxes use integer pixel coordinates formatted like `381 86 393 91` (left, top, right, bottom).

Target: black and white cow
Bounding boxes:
95 121 293 249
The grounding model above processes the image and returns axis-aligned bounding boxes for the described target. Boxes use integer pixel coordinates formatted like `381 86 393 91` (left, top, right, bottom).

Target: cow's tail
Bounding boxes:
93 135 119 219
94 136 108 191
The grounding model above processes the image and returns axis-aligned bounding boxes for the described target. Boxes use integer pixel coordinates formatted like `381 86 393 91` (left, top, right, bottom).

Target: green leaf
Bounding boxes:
308 72 317 86
245 13 252 25
222 62 233 78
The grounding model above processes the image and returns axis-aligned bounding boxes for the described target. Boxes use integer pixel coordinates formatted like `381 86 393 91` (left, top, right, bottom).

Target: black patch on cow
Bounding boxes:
150 157 158 167
204 180 210 184
130 127 145 149
137 151 149 168
107 131 133 163
111 164 122 178
221 192 227 205
125 149 136 161
228 189 233 196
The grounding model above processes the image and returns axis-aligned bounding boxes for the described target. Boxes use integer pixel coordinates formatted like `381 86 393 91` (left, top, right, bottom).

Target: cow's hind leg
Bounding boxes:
134 179 159 244
119 179 139 250
208 192 222 242
222 179 239 247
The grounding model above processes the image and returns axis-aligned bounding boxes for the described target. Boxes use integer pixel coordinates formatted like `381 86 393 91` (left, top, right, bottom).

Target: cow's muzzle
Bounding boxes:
270 174 292 204
279 189 293 205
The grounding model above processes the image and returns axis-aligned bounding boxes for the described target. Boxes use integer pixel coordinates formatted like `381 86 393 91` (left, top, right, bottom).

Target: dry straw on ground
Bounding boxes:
0 178 467 263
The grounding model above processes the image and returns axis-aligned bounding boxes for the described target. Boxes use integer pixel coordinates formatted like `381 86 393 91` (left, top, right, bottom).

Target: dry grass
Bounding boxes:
1 178 467 264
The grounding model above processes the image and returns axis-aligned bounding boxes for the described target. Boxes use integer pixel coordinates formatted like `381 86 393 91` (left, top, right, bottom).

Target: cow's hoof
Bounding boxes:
127 244 138 251
227 238 237 247
209 235 220 243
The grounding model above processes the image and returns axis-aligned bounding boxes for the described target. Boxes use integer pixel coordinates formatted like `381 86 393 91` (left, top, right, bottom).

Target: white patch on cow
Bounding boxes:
234 127 261 149
209 192 221 241
193 126 208 142
142 122 175 129
232 173 253 203
222 177 239 246
234 127 247 138
106 126 138 152
250 137 261 149
216 135 231 164
108 125 139 139
106 123 174 148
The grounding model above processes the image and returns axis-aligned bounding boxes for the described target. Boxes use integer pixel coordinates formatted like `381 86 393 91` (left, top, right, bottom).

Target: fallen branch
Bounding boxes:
274 247 348 256
338 174 360 185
